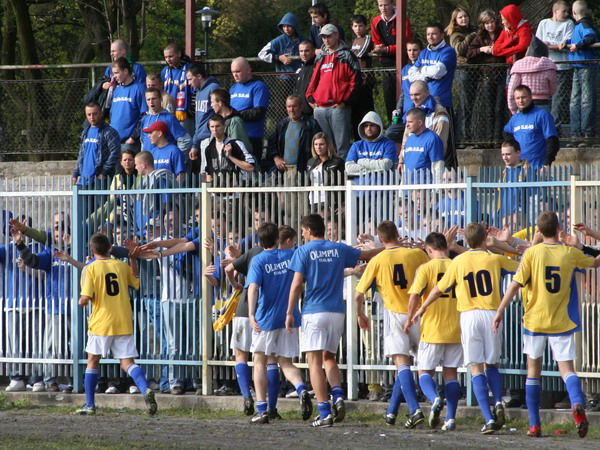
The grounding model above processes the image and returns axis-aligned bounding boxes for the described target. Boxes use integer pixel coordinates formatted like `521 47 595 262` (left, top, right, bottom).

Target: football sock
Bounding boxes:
386 375 403 415
127 364 148 395
294 381 307 398
418 373 438 404
256 401 267 415
525 378 541 427
564 372 585 407
266 363 280 412
485 366 503 404
444 379 461 421
331 385 344 403
398 365 419 414
317 401 332 419
235 362 252 399
472 373 493 422
84 368 98 407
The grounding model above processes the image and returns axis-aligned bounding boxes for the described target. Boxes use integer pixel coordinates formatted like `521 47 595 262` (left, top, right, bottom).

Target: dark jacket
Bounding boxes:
202 136 256 177
306 156 345 186
73 122 121 178
266 115 321 172
294 57 316 115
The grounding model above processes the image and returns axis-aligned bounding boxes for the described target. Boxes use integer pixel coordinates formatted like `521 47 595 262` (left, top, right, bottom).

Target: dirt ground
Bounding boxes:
0 409 598 449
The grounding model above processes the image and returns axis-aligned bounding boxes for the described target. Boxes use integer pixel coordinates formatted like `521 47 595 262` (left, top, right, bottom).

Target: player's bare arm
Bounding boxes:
354 291 369 330
247 283 261 333
492 280 521 333
78 295 93 307
413 285 443 320
286 272 304 333
404 293 422 333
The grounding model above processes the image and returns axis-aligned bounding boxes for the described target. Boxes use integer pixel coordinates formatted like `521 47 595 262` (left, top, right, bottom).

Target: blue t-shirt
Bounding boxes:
401 63 414 115
504 106 557 168
140 112 188 152
150 144 185 175
288 239 361 314
110 82 148 141
104 63 147 84
417 43 457 108
81 126 100 182
403 128 444 171
230 79 270 139
247 248 300 331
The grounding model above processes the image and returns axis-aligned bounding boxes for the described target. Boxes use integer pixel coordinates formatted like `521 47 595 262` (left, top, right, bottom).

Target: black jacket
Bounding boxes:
306 156 345 186
294 58 316 115
266 115 321 172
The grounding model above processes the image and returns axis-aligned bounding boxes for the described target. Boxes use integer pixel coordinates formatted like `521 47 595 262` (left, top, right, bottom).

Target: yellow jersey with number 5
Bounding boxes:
513 243 594 335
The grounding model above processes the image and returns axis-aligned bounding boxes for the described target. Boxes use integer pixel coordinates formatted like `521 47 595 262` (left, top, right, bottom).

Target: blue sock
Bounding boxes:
295 381 307 397
235 362 252 399
398 365 419 414
485 366 503 404
266 363 280 412
127 364 148 395
418 373 439 404
84 368 98 407
317 401 332 419
386 375 403 415
564 372 585 407
472 374 493 422
444 380 461 421
256 401 267 415
331 385 344 403
525 378 541 427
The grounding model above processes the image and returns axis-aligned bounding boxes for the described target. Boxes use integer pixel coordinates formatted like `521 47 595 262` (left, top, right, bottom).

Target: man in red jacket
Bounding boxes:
492 4 533 64
306 24 361 160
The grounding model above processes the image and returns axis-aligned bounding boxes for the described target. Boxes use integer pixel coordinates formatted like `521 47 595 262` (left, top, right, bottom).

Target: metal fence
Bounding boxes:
1 59 598 157
1 168 600 401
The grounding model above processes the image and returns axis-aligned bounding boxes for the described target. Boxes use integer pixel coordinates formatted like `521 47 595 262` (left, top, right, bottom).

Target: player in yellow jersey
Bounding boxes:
76 233 157 416
493 212 600 439
354 221 429 428
405 232 462 431
414 223 519 434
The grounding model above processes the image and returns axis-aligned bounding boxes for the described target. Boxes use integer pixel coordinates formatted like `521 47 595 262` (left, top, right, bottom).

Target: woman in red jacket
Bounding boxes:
492 4 532 64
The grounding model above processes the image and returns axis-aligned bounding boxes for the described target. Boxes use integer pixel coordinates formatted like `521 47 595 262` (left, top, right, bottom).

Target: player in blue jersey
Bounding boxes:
287 214 383 427
493 212 600 438
247 224 313 424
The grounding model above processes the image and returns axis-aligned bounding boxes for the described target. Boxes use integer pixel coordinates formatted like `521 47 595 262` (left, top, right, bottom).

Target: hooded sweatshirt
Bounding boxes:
306 40 361 107
258 13 306 74
345 111 397 176
493 4 532 64
508 57 557 114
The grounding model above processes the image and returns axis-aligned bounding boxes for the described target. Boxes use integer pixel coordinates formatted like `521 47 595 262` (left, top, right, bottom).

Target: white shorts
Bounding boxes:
460 310 501 366
383 310 420 357
230 317 252 352
417 342 463 370
301 312 345 354
86 334 138 359
251 328 300 358
523 333 576 361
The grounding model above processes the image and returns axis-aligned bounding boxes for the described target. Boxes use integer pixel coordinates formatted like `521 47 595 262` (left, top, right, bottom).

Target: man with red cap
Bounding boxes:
142 121 185 178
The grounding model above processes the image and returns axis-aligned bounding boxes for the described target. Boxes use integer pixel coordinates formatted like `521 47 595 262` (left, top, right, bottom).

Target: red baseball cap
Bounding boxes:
142 121 169 135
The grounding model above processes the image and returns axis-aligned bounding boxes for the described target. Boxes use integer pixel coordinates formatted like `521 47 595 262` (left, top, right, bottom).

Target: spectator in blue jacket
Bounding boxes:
564 1 598 141
258 13 306 76
72 102 121 186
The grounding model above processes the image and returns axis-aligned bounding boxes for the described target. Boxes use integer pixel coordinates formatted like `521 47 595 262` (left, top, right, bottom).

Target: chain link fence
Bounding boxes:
0 60 597 158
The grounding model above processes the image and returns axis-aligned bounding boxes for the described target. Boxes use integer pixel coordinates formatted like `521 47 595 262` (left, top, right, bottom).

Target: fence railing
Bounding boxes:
1 59 598 157
1 167 600 401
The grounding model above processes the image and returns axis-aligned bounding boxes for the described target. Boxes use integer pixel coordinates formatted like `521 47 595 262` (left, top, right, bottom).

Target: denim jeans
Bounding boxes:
551 69 572 127
454 69 473 142
161 300 198 389
313 105 352 159
43 313 71 384
570 66 598 138
6 310 43 382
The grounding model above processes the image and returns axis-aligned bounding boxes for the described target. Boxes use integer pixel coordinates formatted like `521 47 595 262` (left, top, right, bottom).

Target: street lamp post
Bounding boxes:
196 6 219 60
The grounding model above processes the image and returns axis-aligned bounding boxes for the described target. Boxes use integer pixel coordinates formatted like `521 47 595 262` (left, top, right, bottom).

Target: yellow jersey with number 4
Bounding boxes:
437 249 519 312
356 247 429 314
513 243 594 336
408 258 461 344
81 258 140 336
